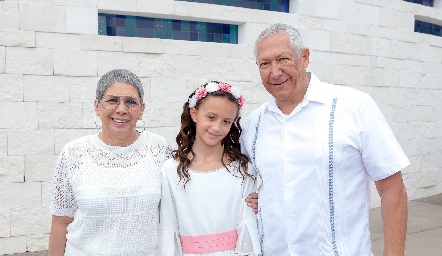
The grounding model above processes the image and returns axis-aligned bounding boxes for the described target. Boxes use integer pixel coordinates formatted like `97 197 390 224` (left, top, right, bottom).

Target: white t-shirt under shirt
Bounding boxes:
241 73 410 255
50 131 171 256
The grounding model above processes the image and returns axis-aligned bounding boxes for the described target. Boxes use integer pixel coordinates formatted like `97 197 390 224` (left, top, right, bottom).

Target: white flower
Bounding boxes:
188 95 197 108
231 86 241 99
206 82 219 93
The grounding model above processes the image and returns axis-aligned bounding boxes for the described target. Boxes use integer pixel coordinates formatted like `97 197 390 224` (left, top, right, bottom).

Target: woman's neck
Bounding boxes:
99 130 139 146
189 140 225 170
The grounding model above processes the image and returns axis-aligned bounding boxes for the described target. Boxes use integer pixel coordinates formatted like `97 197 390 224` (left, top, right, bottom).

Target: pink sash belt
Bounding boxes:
180 229 238 254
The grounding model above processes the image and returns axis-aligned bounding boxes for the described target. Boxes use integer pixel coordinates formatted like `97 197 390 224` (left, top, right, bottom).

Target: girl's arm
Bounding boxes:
48 215 74 256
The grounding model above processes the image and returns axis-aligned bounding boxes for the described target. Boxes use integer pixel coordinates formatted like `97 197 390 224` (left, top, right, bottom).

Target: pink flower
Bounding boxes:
237 95 245 108
195 86 207 100
218 83 232 93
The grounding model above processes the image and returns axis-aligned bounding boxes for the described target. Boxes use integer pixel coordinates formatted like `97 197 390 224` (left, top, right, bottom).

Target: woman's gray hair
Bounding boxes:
254 23 305 59
96 69 144 102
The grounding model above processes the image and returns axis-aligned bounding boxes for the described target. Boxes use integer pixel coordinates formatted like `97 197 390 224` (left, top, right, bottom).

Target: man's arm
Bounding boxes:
375 171 408 256
48 215 74 256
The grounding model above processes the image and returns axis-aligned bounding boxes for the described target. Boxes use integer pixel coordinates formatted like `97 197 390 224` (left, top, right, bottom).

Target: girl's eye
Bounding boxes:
207 116 215 120
224 120 232 124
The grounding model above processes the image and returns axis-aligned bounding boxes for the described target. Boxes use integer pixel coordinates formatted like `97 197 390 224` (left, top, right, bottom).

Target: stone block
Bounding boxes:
138 53 176 78
0 46 4 73
229 45 254 60
405 88 441 107
52 0 96 7
337 53 371 67
298 28 330 52
322 64 368 86
68 76 100 103
27 233 50 252
8 129 54 155
0 210 10 237
0 236 26 255
339 1 379 25
41 182 51 210
0 156 24 183
197 43 230 57
36 32 81 49
143 102 164 128
390 39 419 60
136 0 175 15
159 102 182 127
161 39 198 55
379 8 414 31
419 44 438 63
97 51 138 76
23 75 69 102
19 2 65 33
54 129 95 154
174 1 211 20
6 47 53 75
81 34 122 52
53 49 97 77
429 34 442 48
0 73 23 101
0 130 6 156
323 19 346 32
97 0 136 12
316 0 340 19
25 155 58 182
150 78 188 104
122 37 162 54
11 207 51 236
82 107 98 129
139 78 151 103
272 12 298 28
38 102 83 129
399 70 424 88
422 72 442 89
147 126 177 147
0 1 19 29
388 87 405 106
0 102 38 129
330 32 371 55
375 56 404 69
0 182 42 209
311 51 336 65
66 6 97 34
417 121 439 139
298 15 323 30
0 29 35 47
371 37 391 57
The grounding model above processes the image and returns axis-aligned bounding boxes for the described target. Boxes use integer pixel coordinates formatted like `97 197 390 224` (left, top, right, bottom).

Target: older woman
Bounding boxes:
48 69 172 256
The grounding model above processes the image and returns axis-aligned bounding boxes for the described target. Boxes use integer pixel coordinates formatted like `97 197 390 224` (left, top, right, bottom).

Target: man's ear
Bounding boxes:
302 48 310 68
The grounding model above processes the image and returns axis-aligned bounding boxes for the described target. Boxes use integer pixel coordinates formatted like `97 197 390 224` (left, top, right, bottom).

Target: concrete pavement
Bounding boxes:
5 194 442 256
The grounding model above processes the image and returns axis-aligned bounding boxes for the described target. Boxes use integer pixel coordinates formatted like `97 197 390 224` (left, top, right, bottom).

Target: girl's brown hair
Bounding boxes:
173 82 252 188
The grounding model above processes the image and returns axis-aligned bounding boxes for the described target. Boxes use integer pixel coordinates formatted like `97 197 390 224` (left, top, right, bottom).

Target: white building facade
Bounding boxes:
0 0 441 254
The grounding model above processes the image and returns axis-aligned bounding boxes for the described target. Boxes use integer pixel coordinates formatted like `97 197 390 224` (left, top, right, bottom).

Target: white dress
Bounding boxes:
50 131 172 256
159 159 261 255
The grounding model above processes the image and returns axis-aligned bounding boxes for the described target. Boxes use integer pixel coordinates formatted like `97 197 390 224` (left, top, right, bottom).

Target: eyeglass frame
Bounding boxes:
98 94 143 111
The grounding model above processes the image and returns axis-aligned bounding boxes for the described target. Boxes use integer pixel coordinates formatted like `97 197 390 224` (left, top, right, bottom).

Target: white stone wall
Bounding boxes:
0 0 441 253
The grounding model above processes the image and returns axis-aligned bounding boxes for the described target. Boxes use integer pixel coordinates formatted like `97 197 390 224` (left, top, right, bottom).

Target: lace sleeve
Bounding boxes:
49 146 77 217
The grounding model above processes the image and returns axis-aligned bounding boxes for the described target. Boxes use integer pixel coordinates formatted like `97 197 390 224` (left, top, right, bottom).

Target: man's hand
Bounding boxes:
246 192 258 213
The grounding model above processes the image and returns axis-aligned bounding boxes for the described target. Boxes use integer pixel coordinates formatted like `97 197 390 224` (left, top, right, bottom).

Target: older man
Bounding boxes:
241 23 409 255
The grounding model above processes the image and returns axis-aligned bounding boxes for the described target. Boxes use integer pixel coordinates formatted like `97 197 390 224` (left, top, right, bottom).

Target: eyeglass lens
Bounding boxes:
100 95 141 111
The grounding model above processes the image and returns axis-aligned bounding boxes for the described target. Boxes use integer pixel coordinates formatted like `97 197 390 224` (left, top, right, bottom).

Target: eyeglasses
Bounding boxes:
258 57 296 70
99 95 142 111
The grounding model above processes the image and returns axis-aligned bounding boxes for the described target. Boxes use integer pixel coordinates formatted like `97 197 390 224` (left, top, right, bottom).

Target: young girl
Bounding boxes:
159 81 261 255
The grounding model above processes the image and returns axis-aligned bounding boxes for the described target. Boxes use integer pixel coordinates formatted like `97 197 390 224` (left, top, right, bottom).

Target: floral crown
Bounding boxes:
188 81 245 110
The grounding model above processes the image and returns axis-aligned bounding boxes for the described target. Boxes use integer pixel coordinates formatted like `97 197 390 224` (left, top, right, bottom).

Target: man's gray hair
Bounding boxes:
254 23 305 59
96 69 144 102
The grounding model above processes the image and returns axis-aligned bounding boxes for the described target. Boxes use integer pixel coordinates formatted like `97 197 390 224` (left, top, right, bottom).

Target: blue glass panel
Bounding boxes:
178 0 289 12
415 20 442 37
99 13 238 43
404 0 434 7
126 16 136 37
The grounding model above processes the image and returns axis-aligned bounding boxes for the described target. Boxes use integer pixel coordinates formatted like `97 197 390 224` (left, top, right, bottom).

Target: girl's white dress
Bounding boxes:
159 158 261 255
50 131 171 256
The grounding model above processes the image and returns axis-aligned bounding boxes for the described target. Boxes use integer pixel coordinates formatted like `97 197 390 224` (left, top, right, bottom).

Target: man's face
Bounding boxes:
256 33 309 105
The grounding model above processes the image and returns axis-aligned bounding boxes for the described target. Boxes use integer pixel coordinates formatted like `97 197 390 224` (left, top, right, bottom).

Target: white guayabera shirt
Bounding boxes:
50 131 172 256
241 73 410 256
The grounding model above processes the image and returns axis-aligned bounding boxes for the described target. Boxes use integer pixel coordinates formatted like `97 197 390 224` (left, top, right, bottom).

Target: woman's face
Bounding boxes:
94 82 145 140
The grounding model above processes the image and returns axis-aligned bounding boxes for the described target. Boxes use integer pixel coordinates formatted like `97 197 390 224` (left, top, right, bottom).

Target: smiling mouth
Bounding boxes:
207 131 220 138
112 118 129 124
271 78 289 86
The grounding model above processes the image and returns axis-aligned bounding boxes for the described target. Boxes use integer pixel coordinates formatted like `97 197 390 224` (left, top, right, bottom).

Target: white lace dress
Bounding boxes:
159 159 261 255
50 131 172 256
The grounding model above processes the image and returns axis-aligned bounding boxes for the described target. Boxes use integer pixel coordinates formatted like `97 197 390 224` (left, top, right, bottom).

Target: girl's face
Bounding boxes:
190 96 238 148
94 82 145 140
